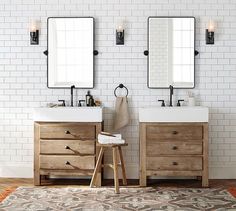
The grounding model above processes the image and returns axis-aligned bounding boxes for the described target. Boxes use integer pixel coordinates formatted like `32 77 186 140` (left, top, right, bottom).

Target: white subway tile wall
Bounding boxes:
0 0 236 178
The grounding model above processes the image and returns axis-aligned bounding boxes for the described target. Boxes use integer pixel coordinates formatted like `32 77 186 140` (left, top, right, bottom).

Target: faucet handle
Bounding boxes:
177 99 184 107
58 100 65 106
158 100 165 107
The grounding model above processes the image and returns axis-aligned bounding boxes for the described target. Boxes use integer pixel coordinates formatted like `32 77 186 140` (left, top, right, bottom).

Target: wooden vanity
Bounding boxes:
139 107 209 187
33 107 103 186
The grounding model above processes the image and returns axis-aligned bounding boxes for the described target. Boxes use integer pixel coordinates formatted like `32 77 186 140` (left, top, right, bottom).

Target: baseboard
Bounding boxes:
209 167 236 179
0 165 33 178
0 165 235 179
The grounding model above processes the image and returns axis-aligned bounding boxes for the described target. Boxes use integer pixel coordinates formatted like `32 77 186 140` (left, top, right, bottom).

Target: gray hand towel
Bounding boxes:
114 97 129 130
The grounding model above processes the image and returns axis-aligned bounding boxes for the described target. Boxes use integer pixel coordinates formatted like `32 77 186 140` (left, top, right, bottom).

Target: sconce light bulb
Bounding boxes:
31 25 37 32
117 25 123 32
208 20 214 32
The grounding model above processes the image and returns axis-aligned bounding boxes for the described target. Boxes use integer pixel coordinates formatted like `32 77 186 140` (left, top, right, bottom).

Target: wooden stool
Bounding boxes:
90 143 128 194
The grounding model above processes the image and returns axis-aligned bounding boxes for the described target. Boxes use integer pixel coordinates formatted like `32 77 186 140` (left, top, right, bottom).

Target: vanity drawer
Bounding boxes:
146 125 203 140
147 141 202 156
146 156 202 171
40 155 95 170
39 123 96 140
40 140 95 155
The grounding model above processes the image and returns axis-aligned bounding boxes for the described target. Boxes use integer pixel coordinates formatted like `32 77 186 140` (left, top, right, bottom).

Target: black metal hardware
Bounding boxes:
30 30 39 45
169 85 174 107
65 161 70 165
114 84 128 97
206 29 214 45
172 146 178 150
158 100 165 107
177 99 184 107
194 50 199 56
70 85 75 107
65 146 70 149
172 131 178 135
78 100 86 107
116 30 124 45
58 100 65 107
65 130 70 134
172 162 178 166
144 50 149 56
43 50 48 56
93 50 98 55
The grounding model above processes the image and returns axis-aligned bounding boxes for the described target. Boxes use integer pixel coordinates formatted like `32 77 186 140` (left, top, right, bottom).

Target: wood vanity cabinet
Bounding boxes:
139 123 208 187
34 122 102 186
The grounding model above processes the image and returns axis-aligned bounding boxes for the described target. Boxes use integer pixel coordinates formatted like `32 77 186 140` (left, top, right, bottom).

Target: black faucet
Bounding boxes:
70 85 75 107
169 85 174 107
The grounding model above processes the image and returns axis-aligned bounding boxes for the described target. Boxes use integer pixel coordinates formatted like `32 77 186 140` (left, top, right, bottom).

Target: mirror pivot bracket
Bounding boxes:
93 50 99 56
144 50 149 56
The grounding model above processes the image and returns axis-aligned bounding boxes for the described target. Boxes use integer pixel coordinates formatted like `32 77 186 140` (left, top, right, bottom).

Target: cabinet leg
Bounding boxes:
202 176 209 187
34 174 40 186
139 171 147 187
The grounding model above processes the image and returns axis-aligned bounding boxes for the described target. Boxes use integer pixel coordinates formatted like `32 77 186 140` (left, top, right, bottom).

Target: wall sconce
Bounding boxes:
206 20 215 45
116 24 124 45
30 20 39 45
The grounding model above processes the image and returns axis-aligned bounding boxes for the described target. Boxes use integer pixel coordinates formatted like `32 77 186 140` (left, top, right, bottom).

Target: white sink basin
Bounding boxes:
34 107 103 122
139 106 208 122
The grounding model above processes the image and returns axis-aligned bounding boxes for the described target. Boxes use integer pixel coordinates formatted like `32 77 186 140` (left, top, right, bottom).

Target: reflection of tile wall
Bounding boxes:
149 19 169 87
0 0 236 179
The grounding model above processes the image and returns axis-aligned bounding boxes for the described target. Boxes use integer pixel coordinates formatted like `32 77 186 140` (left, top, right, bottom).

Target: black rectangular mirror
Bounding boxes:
47 17 94 88
148 17 195 88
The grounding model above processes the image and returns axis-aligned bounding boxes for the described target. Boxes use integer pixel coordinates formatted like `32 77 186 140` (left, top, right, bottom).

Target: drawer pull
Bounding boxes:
172 146 178 150
172 131 178 135
65 130 71 134
65 146 70 150
172 162 178 166
65 161 70 165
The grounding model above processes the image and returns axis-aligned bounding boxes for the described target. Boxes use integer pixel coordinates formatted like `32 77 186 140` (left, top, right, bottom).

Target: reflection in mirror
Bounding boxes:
48 17 94 88
148 17 195 88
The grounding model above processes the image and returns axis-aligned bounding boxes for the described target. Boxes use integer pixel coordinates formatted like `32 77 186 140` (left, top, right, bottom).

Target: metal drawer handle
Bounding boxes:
65 161 70 165
65 146 70 150
172 146 178 150
65 130 71 134
172 162 178 166
172 131 178 135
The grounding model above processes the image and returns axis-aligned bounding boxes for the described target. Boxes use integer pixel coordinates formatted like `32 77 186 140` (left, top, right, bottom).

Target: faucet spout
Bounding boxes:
70 85 75 107
169 85 174 107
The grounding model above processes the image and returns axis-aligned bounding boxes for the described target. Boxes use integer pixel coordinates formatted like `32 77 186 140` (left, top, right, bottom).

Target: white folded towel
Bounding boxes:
98 133 125 144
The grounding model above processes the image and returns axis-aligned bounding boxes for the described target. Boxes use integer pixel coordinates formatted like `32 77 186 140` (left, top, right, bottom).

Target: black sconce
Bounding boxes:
206 20 215 45
30 30 39 45
30 21 39 45
116 25 124 45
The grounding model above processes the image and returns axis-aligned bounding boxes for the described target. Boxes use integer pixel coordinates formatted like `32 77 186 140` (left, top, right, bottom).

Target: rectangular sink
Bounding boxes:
34 107 103 122
139 106 208 122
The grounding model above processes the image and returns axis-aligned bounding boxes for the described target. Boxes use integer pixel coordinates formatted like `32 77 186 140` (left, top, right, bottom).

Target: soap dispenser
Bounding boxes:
86 91 91 106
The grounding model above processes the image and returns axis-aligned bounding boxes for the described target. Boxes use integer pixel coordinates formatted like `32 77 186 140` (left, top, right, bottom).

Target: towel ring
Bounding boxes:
114 84 129 97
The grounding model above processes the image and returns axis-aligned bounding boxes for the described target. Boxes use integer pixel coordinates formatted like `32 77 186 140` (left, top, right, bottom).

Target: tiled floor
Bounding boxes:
0 178 235 192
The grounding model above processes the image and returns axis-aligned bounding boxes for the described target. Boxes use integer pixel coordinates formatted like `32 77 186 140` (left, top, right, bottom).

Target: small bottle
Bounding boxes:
88 96 95 106
86 91 91 106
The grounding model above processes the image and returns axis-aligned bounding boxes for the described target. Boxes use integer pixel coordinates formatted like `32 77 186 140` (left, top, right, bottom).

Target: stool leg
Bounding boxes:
113 147 120 194
118 146 127 185
90 147 104 188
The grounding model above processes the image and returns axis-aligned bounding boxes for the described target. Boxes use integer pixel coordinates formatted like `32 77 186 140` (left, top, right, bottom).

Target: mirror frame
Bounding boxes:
147 16 196 89
46 17 95 89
